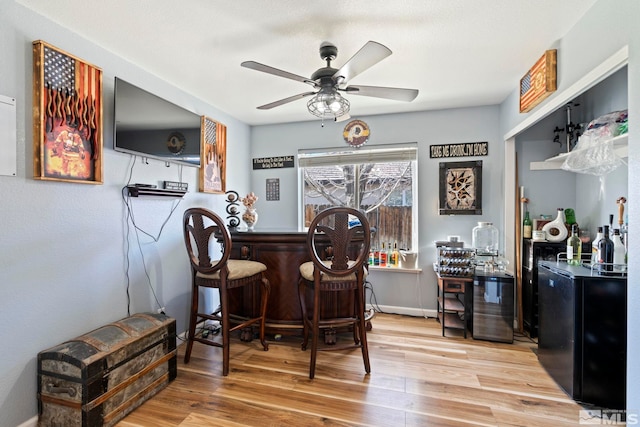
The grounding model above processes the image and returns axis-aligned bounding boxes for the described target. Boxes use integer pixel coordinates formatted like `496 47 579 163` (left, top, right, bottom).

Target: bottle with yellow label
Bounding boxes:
390 242 400 267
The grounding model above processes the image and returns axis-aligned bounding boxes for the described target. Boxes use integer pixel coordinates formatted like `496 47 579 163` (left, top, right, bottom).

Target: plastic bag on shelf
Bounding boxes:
561 109 627 176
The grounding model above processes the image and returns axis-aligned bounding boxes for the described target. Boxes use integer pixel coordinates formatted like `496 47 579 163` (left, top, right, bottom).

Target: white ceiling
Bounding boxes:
18 0 597 126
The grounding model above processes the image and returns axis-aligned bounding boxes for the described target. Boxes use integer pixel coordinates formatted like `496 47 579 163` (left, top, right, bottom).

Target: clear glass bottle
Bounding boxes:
591 226 604 265
472 222 499 254
612 228 626 272
390 242 399 267
379 242 387 267
566 224 581 266
523 211 532 239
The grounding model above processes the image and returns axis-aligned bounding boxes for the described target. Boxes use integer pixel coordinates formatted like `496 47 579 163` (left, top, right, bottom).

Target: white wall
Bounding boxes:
499 0 640 415
250 106 503 313
0 2 251 426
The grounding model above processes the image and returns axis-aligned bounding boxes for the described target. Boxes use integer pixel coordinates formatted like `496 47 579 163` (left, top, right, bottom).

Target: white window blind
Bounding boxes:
298 142 417 167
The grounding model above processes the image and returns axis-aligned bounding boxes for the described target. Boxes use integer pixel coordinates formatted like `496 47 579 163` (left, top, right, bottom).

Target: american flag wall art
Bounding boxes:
519 50 557 113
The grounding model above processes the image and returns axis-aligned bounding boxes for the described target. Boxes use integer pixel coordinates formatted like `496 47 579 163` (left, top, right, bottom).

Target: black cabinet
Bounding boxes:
537 261 626 409
522 240 565 338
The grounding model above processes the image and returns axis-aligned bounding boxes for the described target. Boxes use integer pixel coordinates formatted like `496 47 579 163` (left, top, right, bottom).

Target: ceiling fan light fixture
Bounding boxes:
307 91 350 119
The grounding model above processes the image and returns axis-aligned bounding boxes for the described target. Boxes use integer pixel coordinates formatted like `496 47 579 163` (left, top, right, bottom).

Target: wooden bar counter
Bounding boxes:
224 228 356 337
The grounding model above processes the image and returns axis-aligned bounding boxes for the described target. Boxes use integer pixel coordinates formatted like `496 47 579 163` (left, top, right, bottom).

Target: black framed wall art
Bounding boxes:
439 160 482 215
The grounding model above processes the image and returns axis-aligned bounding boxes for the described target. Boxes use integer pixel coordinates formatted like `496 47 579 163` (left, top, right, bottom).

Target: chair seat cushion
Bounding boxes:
299 260 368 282
197 259 267 280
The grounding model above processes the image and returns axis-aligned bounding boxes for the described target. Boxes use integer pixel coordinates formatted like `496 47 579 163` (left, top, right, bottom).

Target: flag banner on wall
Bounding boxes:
520 50 557 113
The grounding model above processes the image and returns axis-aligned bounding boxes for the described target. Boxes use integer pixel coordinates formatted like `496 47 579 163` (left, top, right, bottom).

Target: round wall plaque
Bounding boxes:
166 131 186 155
343 120 370 147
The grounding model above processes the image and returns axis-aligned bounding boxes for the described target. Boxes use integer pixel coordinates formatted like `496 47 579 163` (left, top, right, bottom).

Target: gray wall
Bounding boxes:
0 2 252 426
250 106 504 314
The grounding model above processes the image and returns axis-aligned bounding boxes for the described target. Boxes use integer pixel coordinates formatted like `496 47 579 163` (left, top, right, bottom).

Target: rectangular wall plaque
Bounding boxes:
429 142 488 159
520 49 557 113
253 156 294 170
0 94 16 177
266 178 280 201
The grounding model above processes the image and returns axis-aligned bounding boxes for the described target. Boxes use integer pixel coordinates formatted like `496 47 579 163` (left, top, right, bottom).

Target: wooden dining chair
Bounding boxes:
297 206 371 379
182 207 270 376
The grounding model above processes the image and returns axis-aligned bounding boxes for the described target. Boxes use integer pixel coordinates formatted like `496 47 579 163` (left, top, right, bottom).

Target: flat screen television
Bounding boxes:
113 77 201 167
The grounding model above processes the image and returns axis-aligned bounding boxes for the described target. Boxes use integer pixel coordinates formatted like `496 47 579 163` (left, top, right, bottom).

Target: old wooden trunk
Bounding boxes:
37 312 177 427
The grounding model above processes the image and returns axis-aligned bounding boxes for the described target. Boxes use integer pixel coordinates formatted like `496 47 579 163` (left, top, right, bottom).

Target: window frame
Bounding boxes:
297 143 418 253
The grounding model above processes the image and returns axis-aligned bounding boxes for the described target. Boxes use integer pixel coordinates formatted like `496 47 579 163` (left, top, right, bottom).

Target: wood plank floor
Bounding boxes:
116 313 592 427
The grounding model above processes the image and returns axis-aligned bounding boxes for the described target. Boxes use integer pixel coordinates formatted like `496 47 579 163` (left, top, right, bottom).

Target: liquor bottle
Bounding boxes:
612 228 627 272
373 246 380 266
566 224 581 266
379 242 387 267
591 226 604 265
597 225 614 274
523 211 532 239
390 242 399 267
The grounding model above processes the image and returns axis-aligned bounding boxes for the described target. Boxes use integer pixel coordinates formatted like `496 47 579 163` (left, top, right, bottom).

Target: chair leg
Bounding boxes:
357 283 371 374
309 282 320 379
220 285 230 376
259 276 270 351
298 279 310 351
184 280 198 364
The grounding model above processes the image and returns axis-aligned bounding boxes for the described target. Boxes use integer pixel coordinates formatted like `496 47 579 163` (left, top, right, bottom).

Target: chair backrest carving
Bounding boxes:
307 207 371 276
183 208 231 276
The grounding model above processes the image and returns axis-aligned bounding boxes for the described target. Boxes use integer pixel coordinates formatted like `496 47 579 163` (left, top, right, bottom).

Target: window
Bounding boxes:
298 143 418 253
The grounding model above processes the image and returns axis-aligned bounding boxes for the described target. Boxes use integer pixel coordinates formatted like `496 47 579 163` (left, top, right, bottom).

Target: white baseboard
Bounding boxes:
367 304 437 319
16 416 37 427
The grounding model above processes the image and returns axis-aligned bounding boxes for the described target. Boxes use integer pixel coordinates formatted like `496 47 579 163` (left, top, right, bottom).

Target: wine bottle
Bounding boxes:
597 225 614 274
523 211 532 239
591 226 604 265
566 224 581 266
612 228 627 272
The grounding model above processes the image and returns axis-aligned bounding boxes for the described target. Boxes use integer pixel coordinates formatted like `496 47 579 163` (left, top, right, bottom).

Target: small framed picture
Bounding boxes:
199 116 227 194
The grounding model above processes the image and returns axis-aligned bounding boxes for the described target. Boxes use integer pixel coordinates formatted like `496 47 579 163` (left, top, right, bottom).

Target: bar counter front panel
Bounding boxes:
225 229 357 336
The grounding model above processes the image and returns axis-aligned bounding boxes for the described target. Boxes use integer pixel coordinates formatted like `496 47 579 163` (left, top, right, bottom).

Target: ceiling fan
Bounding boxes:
241 41 419 121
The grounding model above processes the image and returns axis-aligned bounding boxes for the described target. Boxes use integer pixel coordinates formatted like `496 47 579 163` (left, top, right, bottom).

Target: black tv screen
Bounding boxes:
113 77 201 167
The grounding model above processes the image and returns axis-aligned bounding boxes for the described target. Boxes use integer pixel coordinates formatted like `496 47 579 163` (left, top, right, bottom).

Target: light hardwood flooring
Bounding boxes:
117 313 594 427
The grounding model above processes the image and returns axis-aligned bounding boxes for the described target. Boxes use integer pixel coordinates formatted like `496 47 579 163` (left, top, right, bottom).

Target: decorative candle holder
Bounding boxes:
225 191 240 229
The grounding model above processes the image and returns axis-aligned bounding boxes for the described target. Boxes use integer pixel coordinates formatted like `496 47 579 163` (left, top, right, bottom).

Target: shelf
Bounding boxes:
126 185 187 198
530 134 628 171
438 295 465 312
437 311 465 331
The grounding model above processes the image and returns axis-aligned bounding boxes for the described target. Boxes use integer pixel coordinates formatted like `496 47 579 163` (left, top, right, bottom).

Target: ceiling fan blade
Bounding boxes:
333 41 392 86
257 92 317 110
344 85 419 102
241 61 317 87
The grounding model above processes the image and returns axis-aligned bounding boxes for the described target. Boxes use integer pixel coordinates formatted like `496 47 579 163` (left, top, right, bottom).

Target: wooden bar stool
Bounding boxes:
182 207 270 376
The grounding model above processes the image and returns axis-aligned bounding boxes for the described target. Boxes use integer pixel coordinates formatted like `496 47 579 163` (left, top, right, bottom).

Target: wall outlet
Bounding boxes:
157 307 165 314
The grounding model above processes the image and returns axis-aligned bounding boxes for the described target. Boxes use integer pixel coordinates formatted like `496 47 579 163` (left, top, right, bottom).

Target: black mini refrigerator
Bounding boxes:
471 271 514 343
537 261 626 409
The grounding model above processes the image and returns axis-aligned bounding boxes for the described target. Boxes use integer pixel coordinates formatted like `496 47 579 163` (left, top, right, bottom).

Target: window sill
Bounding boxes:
368 266 422 274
